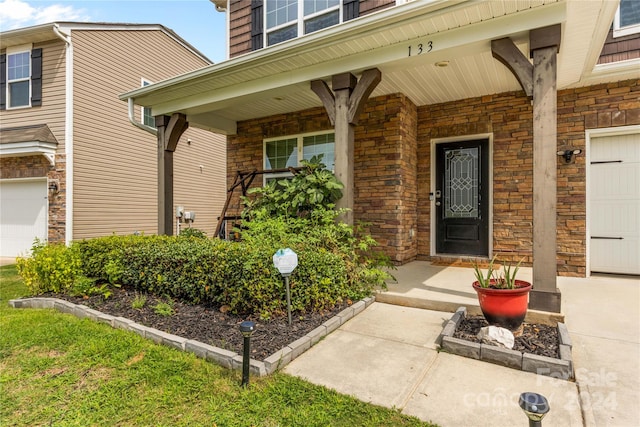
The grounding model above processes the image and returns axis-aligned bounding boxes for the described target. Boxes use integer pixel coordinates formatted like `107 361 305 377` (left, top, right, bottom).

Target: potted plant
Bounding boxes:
472 256 532 332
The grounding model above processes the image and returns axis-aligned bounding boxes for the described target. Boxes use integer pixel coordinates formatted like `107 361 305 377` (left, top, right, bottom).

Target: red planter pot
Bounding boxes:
472 280 532 331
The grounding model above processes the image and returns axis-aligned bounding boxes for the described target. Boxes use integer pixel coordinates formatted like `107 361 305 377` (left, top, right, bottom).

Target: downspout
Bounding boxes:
53 24 74 246
127 97 158 136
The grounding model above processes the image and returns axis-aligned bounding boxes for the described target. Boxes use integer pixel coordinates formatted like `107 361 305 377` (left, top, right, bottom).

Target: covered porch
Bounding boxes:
119 0 633 315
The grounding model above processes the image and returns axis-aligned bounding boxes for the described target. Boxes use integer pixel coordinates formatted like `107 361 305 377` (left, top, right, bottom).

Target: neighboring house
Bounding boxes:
0 22 227 257
122 0 640 312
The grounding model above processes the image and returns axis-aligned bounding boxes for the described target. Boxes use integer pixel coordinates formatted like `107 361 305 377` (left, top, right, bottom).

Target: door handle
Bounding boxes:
435 201 441 206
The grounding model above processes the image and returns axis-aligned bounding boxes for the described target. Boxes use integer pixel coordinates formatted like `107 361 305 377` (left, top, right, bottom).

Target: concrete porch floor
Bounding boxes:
378 260 535 317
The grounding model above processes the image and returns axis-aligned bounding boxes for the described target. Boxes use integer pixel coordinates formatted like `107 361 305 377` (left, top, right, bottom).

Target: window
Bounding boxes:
7 51 30 108
614 0 640 37
264 132 335 183
141 79 155 128
1 44 42 110
266 0 341 46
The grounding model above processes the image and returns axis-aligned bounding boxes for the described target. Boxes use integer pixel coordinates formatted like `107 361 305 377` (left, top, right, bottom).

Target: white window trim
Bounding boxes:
6 43 33 110
140 78 155 128
265 0 342 47
614 2 640 38
263 130 335 184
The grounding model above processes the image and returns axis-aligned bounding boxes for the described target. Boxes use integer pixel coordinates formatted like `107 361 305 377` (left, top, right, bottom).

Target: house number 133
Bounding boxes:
408 41 433 56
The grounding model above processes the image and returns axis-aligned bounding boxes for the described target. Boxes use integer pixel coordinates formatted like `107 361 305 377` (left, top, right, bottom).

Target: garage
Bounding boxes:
589 130 640 275
0 179 48 257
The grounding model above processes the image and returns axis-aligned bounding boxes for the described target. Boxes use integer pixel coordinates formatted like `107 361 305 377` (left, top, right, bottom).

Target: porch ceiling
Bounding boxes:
120 0 629 135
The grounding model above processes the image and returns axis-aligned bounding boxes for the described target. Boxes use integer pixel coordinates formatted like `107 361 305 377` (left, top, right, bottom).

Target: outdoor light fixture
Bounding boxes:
557 149 582 163
273 248 298 326
519 392 550 427
48 180 59 193
239 320 255 387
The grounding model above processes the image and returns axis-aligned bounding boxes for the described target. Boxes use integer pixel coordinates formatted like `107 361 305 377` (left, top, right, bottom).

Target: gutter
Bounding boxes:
127 98 158 136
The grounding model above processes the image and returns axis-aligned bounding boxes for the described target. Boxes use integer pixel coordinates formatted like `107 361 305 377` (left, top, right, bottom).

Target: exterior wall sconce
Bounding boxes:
48 179 59 193
557 149 582 163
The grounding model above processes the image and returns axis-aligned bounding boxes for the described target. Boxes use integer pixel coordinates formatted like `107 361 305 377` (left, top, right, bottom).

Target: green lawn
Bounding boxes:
0 264 434 426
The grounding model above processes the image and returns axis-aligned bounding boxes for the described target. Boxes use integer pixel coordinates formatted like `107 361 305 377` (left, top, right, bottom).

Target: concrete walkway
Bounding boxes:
284 261 640 426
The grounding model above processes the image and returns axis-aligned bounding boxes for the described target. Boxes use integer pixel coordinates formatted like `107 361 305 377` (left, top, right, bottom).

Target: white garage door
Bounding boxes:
0 179 48 257
589 132 640 275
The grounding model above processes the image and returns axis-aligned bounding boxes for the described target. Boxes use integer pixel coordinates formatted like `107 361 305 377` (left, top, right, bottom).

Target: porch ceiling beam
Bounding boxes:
147 2 565 117
186 111 237 135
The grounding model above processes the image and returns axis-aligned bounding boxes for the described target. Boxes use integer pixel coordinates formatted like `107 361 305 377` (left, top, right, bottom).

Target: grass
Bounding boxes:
0 265 435 426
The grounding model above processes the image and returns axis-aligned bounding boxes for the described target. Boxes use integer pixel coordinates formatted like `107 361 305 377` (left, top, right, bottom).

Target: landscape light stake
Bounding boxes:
284 275 292 326
519 392 549 427
272 248 298 327
239 321 255 387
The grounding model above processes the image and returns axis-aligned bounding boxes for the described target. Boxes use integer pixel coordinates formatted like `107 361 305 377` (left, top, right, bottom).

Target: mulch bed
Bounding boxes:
47 286 349 361
453 315 559 359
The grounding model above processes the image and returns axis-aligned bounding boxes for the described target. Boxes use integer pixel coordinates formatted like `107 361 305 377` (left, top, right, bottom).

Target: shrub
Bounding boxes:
16 239 84 294
178 227 207 239
75 234 157 283
242 156 343 218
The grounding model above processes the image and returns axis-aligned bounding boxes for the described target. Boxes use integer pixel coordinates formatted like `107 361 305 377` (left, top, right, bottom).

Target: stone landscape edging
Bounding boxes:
437 306 574 380
9 296 375 376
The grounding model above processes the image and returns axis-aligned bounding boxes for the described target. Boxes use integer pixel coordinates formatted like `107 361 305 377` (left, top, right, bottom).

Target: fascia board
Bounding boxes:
0 141 57 156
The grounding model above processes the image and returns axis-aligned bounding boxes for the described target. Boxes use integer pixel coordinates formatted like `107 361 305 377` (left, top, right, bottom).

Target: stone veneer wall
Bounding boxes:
0 154 66 244
353 94 418 263
227 93 418 264
227 79 639 274
417 79 639 276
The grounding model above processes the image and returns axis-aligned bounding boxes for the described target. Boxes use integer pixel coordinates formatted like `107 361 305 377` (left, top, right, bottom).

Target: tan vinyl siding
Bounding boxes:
1 39 67 151
70 29 225 239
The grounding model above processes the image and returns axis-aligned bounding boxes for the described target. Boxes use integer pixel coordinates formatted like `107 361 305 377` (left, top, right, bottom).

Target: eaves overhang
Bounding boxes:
119 0 620 136
0 124 59 166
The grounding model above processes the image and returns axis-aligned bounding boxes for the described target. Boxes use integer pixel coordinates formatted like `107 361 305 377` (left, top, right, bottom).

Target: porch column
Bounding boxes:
311 68 381 225
491 24 562 313
529 25 562 312
155 113 188 235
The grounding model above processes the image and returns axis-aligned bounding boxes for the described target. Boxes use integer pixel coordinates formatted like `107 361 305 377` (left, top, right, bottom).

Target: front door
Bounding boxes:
435 139 489 256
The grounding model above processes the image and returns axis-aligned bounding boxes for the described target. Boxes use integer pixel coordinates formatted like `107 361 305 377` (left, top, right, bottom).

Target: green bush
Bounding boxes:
17 170 391 319
243 156 343 218
75 234 157 283
16 239 84 294
178 227 207 238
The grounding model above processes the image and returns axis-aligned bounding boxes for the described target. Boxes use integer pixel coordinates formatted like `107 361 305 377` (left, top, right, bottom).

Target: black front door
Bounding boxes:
435 139 489 256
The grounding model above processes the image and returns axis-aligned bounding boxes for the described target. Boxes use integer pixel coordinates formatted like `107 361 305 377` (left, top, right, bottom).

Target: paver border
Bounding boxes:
438 306 574 380
9 296 376 377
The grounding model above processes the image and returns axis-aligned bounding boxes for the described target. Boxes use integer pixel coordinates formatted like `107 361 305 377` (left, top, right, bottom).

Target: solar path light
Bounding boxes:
519 392 550 427
272 248 298 326
239 320 255 387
